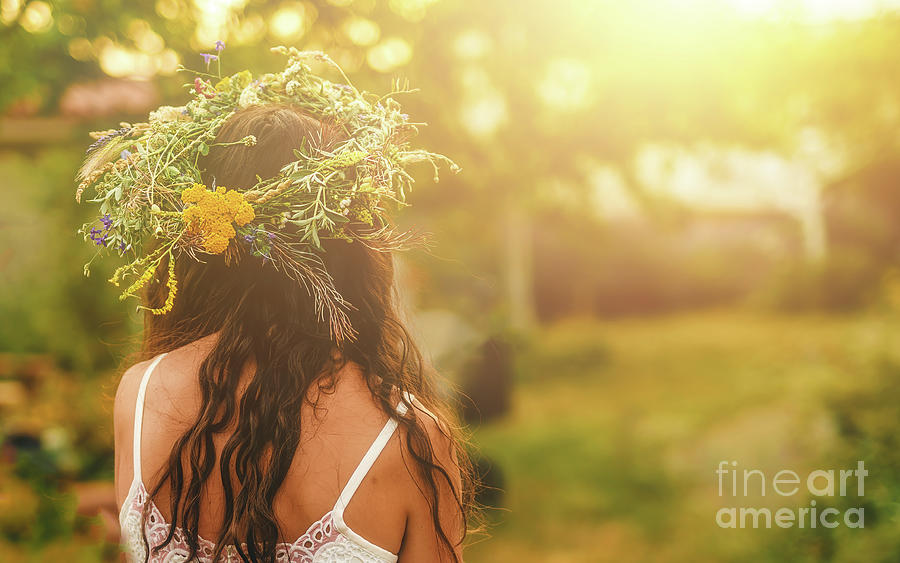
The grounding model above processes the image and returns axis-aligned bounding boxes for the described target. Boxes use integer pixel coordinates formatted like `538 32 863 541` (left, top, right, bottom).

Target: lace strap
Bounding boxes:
132 353 167 483
333 399 410 515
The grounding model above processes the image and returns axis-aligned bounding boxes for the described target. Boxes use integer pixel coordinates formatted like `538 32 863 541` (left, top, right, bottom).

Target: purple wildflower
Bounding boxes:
86 136 109 154
243 234 254 243
89 215 114 247
267 232 276 240
120 149 131 160
200 53 218 67
89 227 109 247
119 241 127 252
85 126 132 154
215 40 226 52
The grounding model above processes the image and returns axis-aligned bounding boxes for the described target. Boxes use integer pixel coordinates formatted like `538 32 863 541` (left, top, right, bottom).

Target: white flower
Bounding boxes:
149 105 188 123
284 60 304 77
239 86 261 108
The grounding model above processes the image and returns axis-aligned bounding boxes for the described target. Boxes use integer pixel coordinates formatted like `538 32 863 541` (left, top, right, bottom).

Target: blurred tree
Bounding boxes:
7 0 900 332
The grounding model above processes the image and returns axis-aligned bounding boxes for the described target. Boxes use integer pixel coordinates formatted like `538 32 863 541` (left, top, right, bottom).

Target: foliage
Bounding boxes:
0 147 136 372
0 353 119 559
809 354 900 562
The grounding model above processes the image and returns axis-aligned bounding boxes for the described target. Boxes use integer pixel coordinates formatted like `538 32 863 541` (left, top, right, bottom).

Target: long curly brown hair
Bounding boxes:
136 104 474 562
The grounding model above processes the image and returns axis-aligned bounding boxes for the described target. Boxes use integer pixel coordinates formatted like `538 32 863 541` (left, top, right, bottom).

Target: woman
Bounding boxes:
83 50 472 562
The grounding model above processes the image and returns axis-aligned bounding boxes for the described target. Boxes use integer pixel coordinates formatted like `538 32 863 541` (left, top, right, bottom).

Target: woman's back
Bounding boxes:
114 334 454 561
78 84 473 560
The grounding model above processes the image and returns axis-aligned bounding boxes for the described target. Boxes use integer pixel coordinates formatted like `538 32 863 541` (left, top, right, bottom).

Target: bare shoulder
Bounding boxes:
403 396 461 485
394 394 465 562
116 335 220 423
113 358 156 428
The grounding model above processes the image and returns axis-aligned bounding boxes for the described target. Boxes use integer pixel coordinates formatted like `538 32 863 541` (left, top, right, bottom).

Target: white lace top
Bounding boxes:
119 353 404 562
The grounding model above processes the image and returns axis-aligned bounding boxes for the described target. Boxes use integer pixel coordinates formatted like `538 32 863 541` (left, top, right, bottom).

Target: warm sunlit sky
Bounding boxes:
581 1 894 244
6 0 899 80
726 0 900 22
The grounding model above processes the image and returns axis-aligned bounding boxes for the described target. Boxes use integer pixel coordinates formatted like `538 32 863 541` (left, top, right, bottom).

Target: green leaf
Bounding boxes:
324 208 350 223
199 142 209 156
289 216 317 227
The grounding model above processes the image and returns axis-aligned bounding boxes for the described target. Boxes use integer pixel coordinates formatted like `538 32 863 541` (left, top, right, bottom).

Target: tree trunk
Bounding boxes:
504 201 536 331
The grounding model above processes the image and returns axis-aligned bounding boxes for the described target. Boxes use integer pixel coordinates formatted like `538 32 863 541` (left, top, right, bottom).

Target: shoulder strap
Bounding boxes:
333 398 410 514
132 353 167 483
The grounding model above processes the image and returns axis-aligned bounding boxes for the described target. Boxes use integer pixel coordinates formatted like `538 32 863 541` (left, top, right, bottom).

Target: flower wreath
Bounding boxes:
76 44 457 342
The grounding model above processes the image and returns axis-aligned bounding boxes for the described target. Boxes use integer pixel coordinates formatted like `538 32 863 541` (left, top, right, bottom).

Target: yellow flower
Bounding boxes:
181 183 255 254
214 76 232 92
146 254 178 315
119 263 156 301
203 233 230 254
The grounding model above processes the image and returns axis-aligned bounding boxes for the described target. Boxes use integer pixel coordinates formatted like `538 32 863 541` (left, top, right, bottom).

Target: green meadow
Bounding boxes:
468 311 900 562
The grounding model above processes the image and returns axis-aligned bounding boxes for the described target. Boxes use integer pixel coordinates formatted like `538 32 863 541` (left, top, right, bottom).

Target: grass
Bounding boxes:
466 310 899 562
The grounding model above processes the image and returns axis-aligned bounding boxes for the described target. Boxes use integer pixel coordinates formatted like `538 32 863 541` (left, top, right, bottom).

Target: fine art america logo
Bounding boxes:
715 461 867 529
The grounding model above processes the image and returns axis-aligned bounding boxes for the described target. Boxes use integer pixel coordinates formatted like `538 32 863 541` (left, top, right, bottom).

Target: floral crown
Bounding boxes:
76 44 457 342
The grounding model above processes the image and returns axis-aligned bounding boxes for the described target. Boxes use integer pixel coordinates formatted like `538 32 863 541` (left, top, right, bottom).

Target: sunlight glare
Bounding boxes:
727 0 900 21
453 29 491 60
388 0 439 22
1 0 22 26
155 0 180 20
232 13 267 45
366 37 412 72
128 19 165 54
343 17 380 46
270 3 311 40
67 37 93 61
192 0 249 47
20 1 52 33
458 67 507 138
460 92 507 138
536 58 591 113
